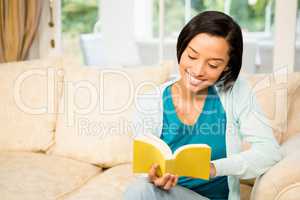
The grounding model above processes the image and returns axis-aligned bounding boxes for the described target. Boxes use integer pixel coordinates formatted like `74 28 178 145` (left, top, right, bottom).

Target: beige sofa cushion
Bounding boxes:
251 152 300 200
286 72 300 141
61 163 136 200
48 63 172 167
243 72 296 144
0 152 101 200
59 163 254 200
280 133 300 157
0 59 62 152
275 184 300 200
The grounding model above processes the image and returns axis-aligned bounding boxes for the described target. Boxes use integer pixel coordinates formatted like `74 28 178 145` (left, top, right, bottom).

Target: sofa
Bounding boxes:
0 58 299 200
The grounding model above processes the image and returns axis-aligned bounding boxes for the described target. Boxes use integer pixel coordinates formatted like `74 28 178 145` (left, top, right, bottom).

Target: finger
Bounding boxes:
163 175 175 190
172 175 178 187
148 164 158 182
154 173 171 187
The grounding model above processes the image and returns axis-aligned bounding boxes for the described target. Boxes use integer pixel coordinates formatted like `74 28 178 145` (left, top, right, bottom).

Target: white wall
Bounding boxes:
134 0 153 39
100 0 140 66
28 0 62 60
273 0 298 72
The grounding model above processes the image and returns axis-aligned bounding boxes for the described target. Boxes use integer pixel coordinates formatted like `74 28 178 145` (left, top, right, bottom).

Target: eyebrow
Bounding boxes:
188 46 225 62
188 46 199 54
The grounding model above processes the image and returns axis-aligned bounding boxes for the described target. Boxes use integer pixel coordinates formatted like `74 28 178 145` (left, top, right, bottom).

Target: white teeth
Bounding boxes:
187 71 203 85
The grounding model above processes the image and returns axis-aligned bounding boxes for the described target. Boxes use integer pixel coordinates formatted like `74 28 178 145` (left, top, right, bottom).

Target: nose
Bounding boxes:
189 61 205 77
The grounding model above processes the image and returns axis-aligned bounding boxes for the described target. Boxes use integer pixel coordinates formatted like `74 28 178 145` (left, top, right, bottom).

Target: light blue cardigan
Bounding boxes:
133 75 282 200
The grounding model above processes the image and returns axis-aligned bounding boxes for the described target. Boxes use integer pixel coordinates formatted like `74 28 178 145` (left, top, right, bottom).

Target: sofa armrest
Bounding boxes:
280 133 300 157
250 146 300 200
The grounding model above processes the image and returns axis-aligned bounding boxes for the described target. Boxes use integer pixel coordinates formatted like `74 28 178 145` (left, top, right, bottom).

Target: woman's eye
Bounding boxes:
188 55 197 60
208 63 218 68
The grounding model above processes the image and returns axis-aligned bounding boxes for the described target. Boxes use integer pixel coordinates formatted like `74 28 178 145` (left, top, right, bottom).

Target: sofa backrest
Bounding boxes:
0 58 63 152
46 61 174 167
244 72 300 144
286 72 300 141
1 57 299 163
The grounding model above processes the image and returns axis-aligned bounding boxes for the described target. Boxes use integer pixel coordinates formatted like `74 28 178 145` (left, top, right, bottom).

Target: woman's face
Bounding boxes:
179 33 230 94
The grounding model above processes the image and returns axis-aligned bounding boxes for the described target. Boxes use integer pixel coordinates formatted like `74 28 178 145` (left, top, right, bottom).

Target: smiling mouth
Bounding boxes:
185 70 206 86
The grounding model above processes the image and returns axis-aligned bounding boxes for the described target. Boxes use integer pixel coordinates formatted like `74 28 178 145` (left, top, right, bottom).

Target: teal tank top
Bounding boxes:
161 84 229 200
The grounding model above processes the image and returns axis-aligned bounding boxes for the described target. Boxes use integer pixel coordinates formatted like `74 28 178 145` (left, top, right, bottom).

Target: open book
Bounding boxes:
132 134 211 180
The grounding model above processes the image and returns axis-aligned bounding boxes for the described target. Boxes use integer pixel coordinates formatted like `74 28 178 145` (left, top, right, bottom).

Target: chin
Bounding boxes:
184 81 208 94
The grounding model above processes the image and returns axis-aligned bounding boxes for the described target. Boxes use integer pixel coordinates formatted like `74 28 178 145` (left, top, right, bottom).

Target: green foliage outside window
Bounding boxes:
61 0 300 39
153 0 275 38
62 0 98 37
153 0 185 38
229 0 271 32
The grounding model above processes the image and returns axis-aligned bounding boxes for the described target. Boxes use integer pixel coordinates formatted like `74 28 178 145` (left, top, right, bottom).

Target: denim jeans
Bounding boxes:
123 177 210 200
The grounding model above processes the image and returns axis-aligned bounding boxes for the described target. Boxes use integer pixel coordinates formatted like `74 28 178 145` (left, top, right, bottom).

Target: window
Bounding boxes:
229 0 274 32
152 0 274 39
62 0 99 63
153 0 186 38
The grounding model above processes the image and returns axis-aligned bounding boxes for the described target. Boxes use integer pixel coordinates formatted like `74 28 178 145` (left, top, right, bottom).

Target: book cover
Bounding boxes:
132 134 211 180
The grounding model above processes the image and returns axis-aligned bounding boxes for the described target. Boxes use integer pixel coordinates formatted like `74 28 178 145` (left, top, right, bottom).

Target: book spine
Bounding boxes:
165 159 176 175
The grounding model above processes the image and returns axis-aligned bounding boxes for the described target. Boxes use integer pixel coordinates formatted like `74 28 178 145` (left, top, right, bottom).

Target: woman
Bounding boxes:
124 11 281 200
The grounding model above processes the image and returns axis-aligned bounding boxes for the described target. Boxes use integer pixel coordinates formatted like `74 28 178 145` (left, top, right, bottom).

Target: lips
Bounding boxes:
185 70 206 86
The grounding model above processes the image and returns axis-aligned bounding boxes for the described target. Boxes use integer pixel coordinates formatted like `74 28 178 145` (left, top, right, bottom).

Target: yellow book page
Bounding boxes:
171 146 211 180
132 140 166 176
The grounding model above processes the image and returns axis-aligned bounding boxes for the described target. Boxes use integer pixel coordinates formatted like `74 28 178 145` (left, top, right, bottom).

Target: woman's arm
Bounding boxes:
212 78 283 179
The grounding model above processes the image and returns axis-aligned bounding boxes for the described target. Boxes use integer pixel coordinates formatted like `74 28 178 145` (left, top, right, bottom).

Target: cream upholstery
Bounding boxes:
0 58 62 152
280 134 300 157
275 184 300 200
0 58 299 200
286 73 300 141
251 148 300 200
47 62 173 168
61 164 136 200
240 72 300 199
244 73 288 144
0 152 101 200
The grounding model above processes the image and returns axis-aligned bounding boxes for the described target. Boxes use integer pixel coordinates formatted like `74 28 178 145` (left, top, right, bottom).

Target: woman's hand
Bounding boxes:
210 162 216 178
148 164 178 191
